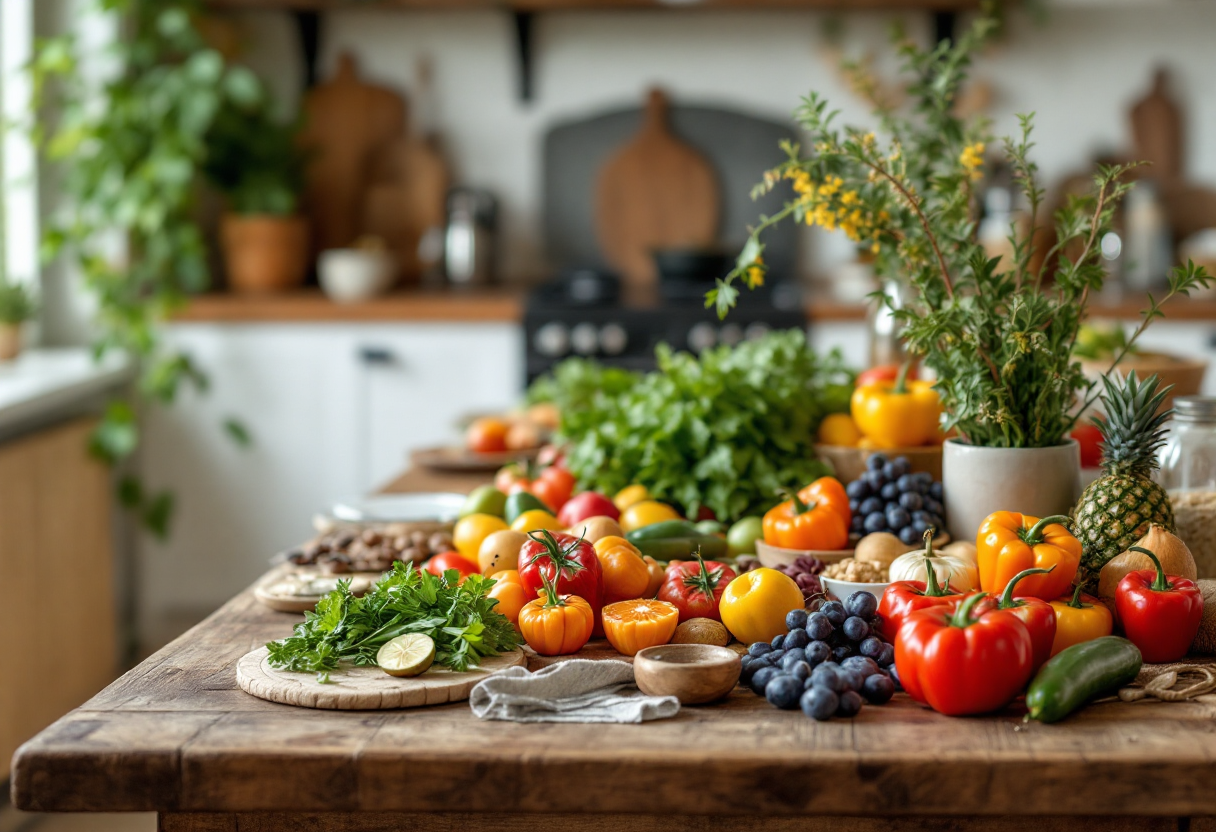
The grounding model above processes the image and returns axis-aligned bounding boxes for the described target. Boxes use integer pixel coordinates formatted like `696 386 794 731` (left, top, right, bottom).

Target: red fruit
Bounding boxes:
557 491 620 527
1071 421 1104 469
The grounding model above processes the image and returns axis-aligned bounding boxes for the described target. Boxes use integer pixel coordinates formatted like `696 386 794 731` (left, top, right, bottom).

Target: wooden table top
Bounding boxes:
13 467 1216 818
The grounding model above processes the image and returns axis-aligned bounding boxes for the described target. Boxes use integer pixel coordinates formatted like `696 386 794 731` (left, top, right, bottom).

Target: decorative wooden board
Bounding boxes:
413 445 539 472
252 566 378 614
236 646 526 710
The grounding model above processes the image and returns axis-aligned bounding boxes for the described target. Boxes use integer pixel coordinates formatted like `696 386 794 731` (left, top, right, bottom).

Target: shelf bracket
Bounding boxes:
513 10 535 103
932 10 958 46
293 10 322 91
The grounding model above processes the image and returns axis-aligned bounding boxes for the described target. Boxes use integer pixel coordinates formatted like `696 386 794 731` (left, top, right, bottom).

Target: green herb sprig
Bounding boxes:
266 563 522 683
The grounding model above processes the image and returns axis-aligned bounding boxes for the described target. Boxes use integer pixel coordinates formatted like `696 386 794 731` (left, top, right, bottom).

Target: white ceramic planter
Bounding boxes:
942 439 1082 545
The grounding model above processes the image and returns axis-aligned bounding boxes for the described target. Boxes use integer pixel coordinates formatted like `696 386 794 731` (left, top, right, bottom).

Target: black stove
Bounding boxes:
523 269 808 383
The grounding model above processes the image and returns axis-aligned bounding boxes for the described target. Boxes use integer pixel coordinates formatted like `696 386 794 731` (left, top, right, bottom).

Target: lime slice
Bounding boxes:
377 633 436 678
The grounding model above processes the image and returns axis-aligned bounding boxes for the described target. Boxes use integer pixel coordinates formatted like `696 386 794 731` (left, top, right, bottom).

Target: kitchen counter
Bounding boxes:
0 348 131 443
13 464 1216 831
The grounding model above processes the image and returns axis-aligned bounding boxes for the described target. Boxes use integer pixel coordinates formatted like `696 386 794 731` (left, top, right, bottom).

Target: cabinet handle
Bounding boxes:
358 346 398 366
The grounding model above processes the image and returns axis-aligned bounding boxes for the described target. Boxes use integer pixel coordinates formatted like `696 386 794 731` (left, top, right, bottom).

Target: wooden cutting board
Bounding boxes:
300 53 405 254
360 133 450 283
595 88 719 287
1129 67 1183 182
236 646 526 710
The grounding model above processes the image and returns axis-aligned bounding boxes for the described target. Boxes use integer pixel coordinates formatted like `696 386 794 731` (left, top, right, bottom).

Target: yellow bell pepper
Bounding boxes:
718 568 805 645
1047 585 1113 657
850 363 942 448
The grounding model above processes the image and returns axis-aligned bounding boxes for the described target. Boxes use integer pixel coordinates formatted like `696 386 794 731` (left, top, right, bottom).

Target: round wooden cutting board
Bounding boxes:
236 646 526 710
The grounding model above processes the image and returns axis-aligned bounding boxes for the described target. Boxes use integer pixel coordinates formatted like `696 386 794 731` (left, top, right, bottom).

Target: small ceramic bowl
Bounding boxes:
633 644 741 705
318 248 397 303
755 539 852 569
820 576 891 603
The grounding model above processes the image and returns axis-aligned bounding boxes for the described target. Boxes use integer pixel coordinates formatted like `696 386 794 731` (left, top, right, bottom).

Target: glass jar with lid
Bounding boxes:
1158 396 1216 577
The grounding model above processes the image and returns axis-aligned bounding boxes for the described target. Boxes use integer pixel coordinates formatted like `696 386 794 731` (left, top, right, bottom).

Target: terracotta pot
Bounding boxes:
0 323 21 361
221 214 309 294
1079 353 1207 414
942 438 1082 545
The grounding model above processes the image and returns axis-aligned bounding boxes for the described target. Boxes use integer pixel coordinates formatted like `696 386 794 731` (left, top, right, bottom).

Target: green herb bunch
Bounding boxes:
0 282 36 325
714 19 1211 448
266 563 521 682
540 330 853 521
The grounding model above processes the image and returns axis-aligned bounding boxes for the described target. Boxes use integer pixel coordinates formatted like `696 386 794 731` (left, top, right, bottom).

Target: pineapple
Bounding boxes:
1073 371 1176 585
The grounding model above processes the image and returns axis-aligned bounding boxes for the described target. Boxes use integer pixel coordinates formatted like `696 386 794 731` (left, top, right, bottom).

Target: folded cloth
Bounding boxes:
469 659 680 723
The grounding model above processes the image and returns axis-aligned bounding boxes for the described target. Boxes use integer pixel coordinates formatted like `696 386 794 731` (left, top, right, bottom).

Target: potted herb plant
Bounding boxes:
712 19 1212 542
203 100 309 294
0 282 36 361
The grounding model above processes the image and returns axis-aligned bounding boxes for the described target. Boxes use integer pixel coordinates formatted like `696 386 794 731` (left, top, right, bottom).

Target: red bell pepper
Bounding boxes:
657 550 738 623
895 592 1034 716
876 552 962 641
1115 545 1204 663
518 530 604 622
974 567 1058 671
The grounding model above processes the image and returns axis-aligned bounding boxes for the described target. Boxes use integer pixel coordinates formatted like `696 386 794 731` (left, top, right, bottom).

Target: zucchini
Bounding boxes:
626 520 702 542
632 536 728 560
1025 636 1142 724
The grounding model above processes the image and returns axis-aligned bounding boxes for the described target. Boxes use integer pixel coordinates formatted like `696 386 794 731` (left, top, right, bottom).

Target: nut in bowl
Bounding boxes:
633 644 742 705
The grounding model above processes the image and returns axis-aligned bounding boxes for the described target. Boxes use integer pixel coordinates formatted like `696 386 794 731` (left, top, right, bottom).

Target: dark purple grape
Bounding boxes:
868 613 885 633
865 471 888 491
789 661 811 683
866 454 887 471
766 674 803 710
859 496 884 516
843 616 871 642
863 512 889 533
842 655 880 678
837 667 865 692
749 667 778 695
891 457 911 476
748 642 773 657
785 628 811 650
806 612 833 640
924 497 944 515
876 643 896 667
836 689 864 717
910 518 931 537
848 499 860 515
896 474 917 493
886 507 911 530
880 482 900 501
782 648 807 669
832 644 854 661
929 481 944 501
887 663 903 690
821 601 847 626
899 491 924 511
805 640 832 665
850 516 865 533
801 686 839 721
771 633 785 650
810 663 842 692
859 636 884 659
844 591 878 619
862 672 895 704
899 526 920 545
768 649 786 664
846 479 870 500
785 608 809 632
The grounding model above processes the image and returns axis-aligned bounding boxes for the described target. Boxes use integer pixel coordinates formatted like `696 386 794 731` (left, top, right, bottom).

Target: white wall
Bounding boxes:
234 2 1216 283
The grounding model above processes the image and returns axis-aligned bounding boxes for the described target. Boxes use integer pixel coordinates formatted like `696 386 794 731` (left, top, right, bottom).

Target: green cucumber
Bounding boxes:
626 520 702 542
1025 636 1142 724
632 536 728 560
504 492 550 524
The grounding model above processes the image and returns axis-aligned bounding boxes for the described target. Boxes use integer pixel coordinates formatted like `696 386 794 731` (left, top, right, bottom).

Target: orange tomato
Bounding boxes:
518 580 595 656
642 555 665 599
467 417 509 453
593 536 651 603
601 599 679 656
486 570 529 627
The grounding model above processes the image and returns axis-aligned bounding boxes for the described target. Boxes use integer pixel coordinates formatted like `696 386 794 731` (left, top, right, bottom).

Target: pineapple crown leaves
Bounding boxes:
1094 370 1173 477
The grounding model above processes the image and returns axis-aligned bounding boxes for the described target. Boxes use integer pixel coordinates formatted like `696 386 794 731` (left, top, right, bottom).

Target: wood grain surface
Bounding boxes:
236 646 525 710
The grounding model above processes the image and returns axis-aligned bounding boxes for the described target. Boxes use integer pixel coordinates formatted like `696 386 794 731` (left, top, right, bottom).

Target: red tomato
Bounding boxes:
467 418 509 453
856 364 918 388
422 551 479 580
657 553 738 622
558 491 620 526
1071 421 1104 469
518 531 604 622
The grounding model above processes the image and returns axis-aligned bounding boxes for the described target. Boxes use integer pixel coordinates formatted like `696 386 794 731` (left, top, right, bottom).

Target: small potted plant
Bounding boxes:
712 19 1212 542
203 100 309 294
0 282 36 361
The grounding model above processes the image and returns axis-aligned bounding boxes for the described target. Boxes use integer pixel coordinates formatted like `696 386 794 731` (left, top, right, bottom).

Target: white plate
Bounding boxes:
821 576 891 602
330 493 467 524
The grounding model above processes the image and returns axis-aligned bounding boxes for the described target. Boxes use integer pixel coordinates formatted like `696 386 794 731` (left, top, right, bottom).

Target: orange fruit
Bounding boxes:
467 417 509 453
601 599 679 656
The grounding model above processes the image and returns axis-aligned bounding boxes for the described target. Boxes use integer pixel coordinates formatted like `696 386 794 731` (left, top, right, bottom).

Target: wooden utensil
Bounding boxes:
300 53 405 254
595 88 719 287
1129 68 1183 182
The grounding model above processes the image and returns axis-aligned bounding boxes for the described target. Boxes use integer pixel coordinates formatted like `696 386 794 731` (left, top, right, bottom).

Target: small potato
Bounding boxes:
565 515 623 545
478 529 530 576
505 421 542 451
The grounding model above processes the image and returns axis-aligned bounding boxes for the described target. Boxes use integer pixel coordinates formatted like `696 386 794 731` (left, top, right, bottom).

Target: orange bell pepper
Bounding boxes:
762 489 848 550
517 573 594 656
1047 584 1113 657
797 476 851 527
977 512 1081 601
593 535 651 603
486 570 529 629
601 599 679 656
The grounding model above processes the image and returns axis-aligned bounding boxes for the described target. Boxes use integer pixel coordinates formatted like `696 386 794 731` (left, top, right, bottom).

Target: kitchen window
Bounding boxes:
1 0 38 290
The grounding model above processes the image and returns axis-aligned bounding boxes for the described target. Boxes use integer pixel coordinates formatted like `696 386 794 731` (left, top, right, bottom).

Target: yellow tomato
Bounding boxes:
817 413 862 447
453 513 509 561
719 568 805 645
613 484 650 513
601 599 679 656
486 570 529 628
593 535 651 603
619 500 681 533
510 509 564 534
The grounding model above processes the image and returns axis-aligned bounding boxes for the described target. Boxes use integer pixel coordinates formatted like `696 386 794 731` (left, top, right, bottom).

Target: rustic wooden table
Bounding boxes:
12 464 1216 831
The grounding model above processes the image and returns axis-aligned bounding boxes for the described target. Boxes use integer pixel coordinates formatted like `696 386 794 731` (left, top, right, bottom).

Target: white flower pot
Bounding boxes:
942 438 1082 545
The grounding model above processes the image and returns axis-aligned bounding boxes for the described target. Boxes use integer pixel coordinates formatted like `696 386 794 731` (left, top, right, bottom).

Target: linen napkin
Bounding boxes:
468 659 680 723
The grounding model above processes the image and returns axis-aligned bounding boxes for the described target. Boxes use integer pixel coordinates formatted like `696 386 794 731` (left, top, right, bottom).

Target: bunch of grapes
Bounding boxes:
845 454 946 546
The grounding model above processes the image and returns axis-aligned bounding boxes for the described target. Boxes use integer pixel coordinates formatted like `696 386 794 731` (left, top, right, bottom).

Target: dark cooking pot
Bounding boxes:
652 247 735 284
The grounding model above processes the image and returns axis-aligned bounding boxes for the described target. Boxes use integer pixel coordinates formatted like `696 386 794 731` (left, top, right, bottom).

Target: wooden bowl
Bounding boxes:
1079 353 1207 414
815 444 943 484
755 539 852 569
633 644 741 705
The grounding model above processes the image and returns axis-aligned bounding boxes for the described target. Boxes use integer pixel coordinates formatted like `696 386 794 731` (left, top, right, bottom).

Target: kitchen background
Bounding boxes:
3 3 1216 823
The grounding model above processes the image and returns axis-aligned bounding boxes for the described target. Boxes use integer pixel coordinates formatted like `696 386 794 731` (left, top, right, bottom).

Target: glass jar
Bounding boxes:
1158 396 1216 577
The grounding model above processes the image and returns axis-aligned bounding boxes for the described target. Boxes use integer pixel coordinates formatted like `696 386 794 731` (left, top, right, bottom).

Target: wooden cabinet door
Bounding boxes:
0 417 116 780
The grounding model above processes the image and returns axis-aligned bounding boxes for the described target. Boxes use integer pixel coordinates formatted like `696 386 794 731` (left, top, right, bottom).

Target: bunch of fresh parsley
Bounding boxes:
266 563 521 682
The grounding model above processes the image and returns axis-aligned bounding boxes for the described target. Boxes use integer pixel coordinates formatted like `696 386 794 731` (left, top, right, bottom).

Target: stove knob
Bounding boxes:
719 323 743 347
600 323 628 356
745 322 770 341
571 322 599 355
534 322 569 357
688 322 717 353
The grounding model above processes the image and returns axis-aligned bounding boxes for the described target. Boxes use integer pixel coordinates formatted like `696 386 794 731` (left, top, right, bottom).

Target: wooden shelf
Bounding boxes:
172 287 526 323
204 0 979 11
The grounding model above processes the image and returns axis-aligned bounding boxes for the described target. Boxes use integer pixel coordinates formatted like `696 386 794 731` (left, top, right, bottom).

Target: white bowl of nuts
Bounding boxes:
820 558 890 602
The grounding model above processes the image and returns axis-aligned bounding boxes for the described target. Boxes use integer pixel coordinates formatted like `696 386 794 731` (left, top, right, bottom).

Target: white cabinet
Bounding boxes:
136 322 522 645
